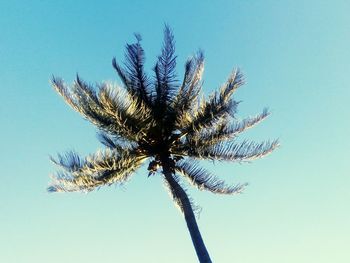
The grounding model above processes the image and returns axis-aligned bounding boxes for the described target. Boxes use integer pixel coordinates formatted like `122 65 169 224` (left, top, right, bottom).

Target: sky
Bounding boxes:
0 0 349 262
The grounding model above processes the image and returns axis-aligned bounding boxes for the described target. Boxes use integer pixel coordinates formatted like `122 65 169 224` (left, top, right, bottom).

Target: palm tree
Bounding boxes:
48 26 278 263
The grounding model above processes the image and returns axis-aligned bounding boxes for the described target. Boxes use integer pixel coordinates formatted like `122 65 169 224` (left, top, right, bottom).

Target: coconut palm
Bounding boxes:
48 26 278 263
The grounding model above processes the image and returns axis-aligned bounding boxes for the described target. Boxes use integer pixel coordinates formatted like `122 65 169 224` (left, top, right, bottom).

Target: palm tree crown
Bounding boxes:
48 26 278 262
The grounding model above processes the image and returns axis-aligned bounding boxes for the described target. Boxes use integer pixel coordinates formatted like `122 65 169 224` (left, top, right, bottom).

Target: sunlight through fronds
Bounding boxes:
49 26 277 200
49 26 279 263
178 69 243 136
48 149 145 192
191 139 279 162
182 108 271 149
175 51 204 107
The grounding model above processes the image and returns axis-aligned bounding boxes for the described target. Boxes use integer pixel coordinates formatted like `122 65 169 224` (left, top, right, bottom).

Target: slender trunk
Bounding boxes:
161 156 212 263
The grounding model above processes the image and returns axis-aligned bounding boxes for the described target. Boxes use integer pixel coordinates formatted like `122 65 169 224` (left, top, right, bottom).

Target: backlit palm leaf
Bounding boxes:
49 26 278 263
49 149 145 192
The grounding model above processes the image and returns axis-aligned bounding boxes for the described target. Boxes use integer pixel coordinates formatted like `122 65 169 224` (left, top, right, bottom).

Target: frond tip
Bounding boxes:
154 24 177 106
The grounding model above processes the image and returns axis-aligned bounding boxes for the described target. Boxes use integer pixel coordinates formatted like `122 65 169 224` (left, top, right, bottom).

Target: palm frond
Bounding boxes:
98 82 154 133
186 108 271 148
181 96 238 137
75 75 100 104
116 34 150 104
229 108 270 135
178 68 244 134
97 132 118 149
96 131 137 150
175 160 247 194
72 77 122 131
178 70 243 136
52 77 154 141
154 25 177 107
112 57 131 89
179 51 205 103
48 149 145 192
52 76 119 132
190 139 279 162
172 51 204 125
49 150 83 172
219 68 245 109
51 76 80 112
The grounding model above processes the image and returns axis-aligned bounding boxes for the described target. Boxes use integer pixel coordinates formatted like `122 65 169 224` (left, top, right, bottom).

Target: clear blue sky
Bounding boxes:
1 1 349 262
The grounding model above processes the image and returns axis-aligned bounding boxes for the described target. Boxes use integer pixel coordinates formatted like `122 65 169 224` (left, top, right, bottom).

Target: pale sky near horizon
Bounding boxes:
1 1 349 262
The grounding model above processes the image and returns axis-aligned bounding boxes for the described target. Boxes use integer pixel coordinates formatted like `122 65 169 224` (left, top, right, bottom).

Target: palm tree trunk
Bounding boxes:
161 157 212 263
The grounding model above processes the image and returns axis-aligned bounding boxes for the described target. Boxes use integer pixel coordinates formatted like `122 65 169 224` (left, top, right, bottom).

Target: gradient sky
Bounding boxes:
1 1 349 262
